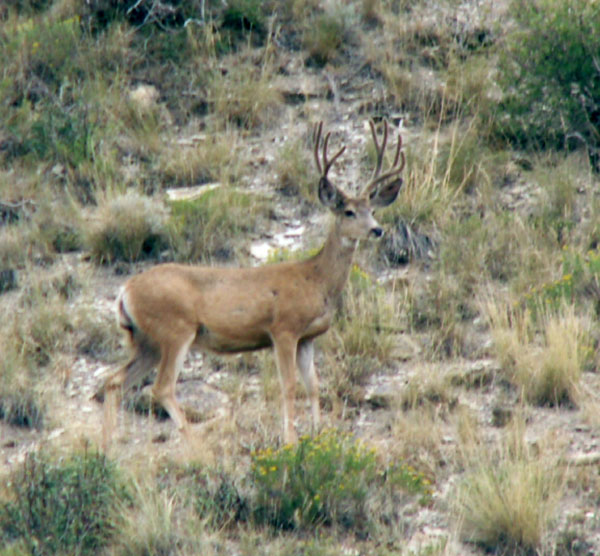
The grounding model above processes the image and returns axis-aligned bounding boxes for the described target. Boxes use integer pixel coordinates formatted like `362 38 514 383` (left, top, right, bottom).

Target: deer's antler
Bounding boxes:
364 119 405 195
313 121 346 178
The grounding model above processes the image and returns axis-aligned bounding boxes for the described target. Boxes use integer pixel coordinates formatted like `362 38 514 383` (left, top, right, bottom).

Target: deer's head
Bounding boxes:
313 120 405 241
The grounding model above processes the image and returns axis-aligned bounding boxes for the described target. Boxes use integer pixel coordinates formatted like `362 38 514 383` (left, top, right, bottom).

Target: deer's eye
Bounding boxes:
344 209 356 218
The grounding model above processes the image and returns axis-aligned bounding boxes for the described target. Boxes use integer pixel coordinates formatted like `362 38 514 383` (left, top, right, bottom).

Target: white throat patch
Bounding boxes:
341 237 357 249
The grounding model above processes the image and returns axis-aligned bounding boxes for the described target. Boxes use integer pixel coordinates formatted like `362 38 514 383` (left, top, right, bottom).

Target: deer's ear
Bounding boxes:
369 178 402 208
318 177 346 211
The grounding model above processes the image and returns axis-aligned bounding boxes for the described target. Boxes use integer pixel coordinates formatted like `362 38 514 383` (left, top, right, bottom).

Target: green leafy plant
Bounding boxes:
524 246 600 317
251 429 432 531
0 448 130 556
494 0 600 155
222 0 266 35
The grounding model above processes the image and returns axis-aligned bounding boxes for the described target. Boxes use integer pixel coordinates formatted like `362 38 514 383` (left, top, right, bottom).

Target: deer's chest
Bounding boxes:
303 312 332 339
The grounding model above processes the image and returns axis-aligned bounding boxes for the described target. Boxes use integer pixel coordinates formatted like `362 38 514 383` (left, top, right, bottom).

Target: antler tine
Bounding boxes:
313 121 324 175
364 119 406 193
370 149 405 188
391 130 403 169
313 122 346 178
324 133 346 175
369 119 389 183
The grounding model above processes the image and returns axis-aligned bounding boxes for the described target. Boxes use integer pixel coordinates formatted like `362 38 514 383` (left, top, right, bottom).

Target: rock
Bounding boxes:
391 334 421 361
130 381 230 424
165 183 221 202
570 452 600 466
491 405 512 427
129 84 159 111
450 360 499 389
380 220 434 265
365 378 400 409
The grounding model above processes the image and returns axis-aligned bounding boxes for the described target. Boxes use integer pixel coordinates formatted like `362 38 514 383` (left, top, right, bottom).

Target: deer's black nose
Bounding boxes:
370 227 384 238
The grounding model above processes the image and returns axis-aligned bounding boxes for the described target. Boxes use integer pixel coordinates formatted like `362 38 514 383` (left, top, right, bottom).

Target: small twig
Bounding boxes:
126 0 145 15
0 199 36 211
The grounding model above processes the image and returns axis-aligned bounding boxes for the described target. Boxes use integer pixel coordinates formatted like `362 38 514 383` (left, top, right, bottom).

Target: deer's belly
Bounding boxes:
193 324 272 354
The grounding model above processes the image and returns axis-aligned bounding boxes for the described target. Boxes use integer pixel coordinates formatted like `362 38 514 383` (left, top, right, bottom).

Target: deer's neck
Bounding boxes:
311 220 357 300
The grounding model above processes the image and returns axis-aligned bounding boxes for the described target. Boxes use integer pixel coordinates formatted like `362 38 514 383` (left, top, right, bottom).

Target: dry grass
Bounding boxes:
207 60 283 130
456 420 566 554
87 191 170 264
331 266 402 362
168 187 270 263
274 138 317 201
400 364 456 413
158 130 243 187
110 479 186 556
388 406 446 479
0 225 35 269
485 298 591 408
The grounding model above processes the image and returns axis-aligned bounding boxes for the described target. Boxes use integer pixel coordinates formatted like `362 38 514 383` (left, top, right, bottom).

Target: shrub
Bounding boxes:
207 62 282 129
0 384 46 430
0 226 35 269
274 139 316 201
74 308 122 362
87 191 170 264
494 0 600 155
32 199 84 254
221 0 266 35
323 354 380 407
13 295 74 367
303 9 350 66
251 429 432 531
157 132 241 187
0 348 46 430
0 448 129 556
193 468 250 529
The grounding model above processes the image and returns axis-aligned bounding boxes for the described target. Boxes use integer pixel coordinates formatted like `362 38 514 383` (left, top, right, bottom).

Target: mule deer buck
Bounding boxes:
98 120 405 447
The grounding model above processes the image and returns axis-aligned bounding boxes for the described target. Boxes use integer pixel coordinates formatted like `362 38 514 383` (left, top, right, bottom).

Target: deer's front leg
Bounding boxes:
297 338 320 434
273 333 298 444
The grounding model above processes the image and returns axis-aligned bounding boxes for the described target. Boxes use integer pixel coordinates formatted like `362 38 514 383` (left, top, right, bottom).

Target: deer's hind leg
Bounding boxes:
100 338 161 450
151 331 196 440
